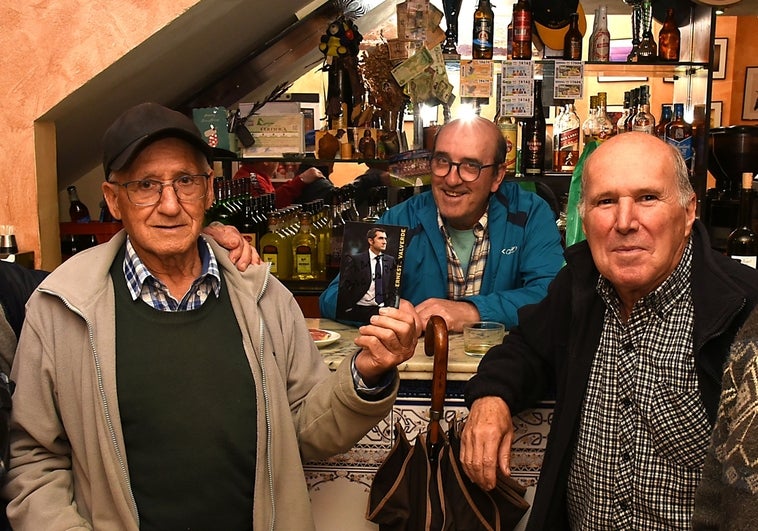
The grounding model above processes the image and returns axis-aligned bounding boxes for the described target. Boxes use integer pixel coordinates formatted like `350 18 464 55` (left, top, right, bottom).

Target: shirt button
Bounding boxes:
621 398 632 408
196 290 202 296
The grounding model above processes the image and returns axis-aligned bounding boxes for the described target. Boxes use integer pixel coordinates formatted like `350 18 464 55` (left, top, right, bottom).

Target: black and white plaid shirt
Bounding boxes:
567 240 710 529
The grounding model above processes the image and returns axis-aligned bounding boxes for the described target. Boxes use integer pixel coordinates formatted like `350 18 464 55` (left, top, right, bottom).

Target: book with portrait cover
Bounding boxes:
336 221 407 324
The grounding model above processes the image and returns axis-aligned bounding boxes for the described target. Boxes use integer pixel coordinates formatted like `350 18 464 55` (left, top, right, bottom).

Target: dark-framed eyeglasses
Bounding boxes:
109 174 210 206
429 154 499 182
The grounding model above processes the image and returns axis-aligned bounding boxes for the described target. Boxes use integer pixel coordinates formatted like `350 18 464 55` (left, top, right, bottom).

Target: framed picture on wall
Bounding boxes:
742 67 758 120
710 101 723 128
713 38 728 80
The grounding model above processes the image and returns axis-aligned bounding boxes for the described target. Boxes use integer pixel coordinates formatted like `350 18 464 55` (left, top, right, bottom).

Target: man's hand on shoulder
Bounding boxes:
353 306 417 386
297 167 326 184
202 222 262 271
414 298 480 333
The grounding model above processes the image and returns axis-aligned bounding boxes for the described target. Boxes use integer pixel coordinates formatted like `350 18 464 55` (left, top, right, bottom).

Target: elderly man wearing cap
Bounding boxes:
2 102 417 531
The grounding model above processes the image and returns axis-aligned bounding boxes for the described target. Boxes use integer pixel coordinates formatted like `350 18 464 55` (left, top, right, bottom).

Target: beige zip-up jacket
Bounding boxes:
3 232 398 530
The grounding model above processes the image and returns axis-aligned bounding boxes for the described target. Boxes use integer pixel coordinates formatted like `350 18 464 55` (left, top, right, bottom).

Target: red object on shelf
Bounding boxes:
59 221 123 244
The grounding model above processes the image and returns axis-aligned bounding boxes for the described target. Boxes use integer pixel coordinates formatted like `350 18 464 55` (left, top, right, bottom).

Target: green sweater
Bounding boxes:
112 259 256 530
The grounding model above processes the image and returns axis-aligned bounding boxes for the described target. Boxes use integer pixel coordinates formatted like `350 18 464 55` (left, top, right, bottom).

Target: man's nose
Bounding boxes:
615 198 639 232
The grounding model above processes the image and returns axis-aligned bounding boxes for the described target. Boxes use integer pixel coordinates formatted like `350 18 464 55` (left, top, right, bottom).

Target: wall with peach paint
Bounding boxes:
0 1 197 269
730 17 758 125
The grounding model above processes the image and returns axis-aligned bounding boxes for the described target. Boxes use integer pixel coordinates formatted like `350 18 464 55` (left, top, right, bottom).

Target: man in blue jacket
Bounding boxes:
320 117 564 333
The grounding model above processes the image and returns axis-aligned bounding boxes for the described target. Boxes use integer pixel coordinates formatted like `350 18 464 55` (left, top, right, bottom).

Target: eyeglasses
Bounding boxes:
429 154 499 182
110 174 210 206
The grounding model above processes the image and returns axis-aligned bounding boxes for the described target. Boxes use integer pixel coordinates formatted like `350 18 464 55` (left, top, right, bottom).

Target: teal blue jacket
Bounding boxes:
319 182 564 329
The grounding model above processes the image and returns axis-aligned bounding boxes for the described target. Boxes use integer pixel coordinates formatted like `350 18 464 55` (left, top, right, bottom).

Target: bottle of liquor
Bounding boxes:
292 211 319 281
563 12 583 60
656 104 673 139
582 95 598 144
496 113 519 175
512 0 532 60
665 103 694 171
624 87 640 132
637 0 657 63
67 185 91 223
554 103 581 173
592 92 614 142
472 0 494 60
658 7 680 61
521 80 546 177
631 85 656 134
616 91 631 134
726 172 757 269
589 5 610 62
260 212 293 280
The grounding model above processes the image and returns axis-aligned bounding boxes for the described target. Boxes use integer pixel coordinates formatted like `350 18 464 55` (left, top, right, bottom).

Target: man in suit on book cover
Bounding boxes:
338 227 397 323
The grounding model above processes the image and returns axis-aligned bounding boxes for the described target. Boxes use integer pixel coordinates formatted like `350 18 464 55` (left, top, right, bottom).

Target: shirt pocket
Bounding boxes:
646 379 709 470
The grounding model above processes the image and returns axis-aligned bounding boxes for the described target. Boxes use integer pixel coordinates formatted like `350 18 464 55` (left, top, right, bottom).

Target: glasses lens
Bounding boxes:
128 181 161 205
430 156 451 177
174 175 206 201
458 162 481 181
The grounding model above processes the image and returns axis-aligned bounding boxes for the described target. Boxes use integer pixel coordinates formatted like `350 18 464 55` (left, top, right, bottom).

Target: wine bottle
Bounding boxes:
512 0 532 60
472 0 494 60
563 12 583 60
522 80 545 177
67 185 91 223
658 8 680 61
726 172 757 269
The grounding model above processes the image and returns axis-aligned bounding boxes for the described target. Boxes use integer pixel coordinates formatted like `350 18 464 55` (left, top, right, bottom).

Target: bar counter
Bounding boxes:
307 318 481 380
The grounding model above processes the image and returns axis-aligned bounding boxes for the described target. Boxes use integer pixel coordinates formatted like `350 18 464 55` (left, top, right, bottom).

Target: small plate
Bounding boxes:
309 328 341 348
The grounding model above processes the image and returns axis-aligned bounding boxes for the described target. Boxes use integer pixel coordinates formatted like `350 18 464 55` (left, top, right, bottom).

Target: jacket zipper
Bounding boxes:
40 288 140 524
256 266 275 531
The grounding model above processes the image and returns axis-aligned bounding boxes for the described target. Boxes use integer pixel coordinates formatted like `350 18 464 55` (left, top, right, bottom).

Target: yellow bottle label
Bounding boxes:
262 250 278 274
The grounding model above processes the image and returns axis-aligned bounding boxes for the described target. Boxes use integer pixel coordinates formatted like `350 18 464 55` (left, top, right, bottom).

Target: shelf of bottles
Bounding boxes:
206 174 396 291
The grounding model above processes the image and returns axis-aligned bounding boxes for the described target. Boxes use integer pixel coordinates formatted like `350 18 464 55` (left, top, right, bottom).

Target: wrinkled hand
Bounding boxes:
460 396 515 491
203 222 261 271
414 298 480 333
398 298 423 338
353 306 417 386
298 167 326 184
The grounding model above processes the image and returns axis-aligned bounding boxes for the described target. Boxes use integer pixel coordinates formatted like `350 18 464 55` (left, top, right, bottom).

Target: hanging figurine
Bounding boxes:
319 1 365 131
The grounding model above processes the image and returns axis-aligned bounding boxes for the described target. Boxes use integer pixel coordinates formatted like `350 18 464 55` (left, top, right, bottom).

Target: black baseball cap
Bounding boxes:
102 102 214 177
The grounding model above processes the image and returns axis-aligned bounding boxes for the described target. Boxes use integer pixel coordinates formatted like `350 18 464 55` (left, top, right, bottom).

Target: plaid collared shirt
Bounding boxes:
566 240 710 529
439 210 490 299
123 236 221 311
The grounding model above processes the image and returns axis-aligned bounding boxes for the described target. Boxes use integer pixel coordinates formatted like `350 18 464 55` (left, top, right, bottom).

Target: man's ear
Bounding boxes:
205 171 216 211
101 181 122 221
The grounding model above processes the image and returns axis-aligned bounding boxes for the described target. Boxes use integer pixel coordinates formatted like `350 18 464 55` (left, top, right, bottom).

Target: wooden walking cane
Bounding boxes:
425 315 448 462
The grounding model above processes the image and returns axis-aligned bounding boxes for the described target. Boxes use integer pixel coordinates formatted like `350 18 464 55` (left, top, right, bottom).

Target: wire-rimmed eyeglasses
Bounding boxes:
109 174 210 206
429 154 499 182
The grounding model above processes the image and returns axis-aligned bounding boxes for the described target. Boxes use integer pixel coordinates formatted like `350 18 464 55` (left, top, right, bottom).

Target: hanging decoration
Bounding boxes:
319 0 365 131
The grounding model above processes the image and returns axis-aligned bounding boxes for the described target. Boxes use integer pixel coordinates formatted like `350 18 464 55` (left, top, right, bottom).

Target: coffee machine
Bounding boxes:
704 126 758 251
